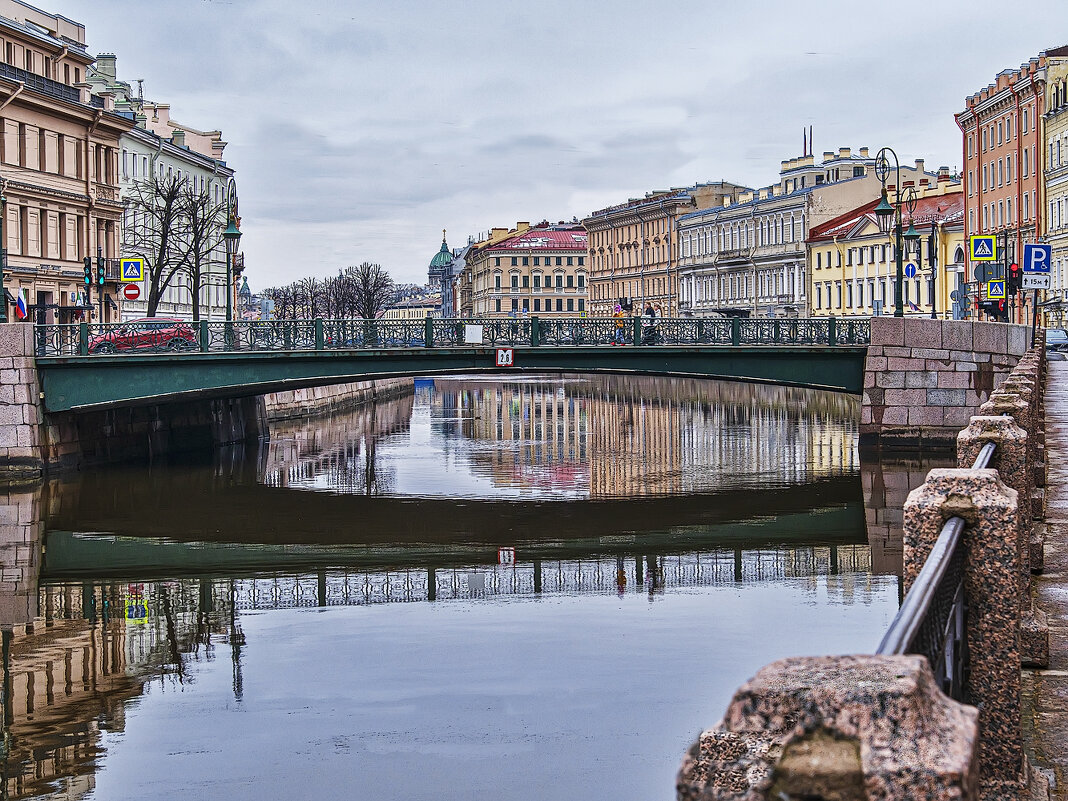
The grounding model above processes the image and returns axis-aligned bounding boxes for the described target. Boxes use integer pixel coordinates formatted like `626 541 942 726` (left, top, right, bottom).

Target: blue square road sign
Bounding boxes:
1023 243 1052 273
970 235 997 261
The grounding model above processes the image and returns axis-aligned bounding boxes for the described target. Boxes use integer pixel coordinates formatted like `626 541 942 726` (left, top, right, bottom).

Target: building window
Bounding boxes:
533 257 540 266
815 285 822 309
494 257 501 267
495 275 501 290
522 257 529 266
578 256 584 266
511 275 518 288
556 298 562 311
555 274 563 288
522 275 529 288
533 299 540 312
577 274 585 288
522 299 529 312
511 257 518 266
578 299 585 311
512 299 518 311
566 275 574 288
567 298 574 311
495 299 501 313
533 274 541 289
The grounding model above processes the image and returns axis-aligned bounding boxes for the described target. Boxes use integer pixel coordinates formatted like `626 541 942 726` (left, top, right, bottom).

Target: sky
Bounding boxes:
55 0 1068 290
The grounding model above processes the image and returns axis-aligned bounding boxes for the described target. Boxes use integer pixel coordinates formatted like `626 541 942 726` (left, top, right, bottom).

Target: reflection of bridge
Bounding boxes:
230 546 875 609
33 316 869 412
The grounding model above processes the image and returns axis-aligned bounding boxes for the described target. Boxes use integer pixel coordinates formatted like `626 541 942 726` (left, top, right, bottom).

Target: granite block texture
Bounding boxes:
676 655 979 801
903 468 1023 799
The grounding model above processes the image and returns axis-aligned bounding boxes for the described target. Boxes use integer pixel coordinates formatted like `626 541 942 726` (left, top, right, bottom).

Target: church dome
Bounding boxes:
429 232 452 268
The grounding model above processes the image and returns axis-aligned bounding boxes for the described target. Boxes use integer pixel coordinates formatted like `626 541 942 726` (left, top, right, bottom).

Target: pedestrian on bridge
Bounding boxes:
613 305 627 345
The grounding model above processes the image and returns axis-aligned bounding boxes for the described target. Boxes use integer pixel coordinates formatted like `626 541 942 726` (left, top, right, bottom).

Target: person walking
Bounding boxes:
613 304 627 345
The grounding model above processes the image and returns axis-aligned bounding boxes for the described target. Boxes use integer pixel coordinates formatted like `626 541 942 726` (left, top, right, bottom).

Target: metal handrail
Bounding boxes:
876 440 994 699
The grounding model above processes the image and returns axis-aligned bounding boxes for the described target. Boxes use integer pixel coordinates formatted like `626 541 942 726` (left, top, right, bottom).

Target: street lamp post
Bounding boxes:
0 178 6 324
222 178 241 323
873 148 921 318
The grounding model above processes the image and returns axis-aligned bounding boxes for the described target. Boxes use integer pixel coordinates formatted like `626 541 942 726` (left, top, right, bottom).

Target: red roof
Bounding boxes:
808 189 963 243
487 226 588 252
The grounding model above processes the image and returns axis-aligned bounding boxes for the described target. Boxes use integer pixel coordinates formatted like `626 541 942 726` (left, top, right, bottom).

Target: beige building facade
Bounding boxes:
463 222 588 318
584 182 748 317
0 0 131 324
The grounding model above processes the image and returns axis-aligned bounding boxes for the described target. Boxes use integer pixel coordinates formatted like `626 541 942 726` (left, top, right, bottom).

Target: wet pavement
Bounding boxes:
1026 361 1068 797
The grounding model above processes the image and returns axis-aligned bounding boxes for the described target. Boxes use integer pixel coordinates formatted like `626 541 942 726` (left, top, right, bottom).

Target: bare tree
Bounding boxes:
350 262 395 319
179 183 226 321
123 174 190 317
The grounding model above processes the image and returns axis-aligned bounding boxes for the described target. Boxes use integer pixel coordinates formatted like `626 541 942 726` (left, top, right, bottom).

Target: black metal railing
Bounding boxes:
876 442 995 701
31 315 871 357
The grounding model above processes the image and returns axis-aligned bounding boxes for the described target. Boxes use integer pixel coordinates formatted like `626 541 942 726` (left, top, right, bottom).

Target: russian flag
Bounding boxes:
14 289 27 320
907 300 920 312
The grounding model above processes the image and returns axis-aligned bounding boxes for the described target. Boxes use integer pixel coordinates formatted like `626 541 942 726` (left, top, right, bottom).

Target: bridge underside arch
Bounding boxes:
37 345 866 413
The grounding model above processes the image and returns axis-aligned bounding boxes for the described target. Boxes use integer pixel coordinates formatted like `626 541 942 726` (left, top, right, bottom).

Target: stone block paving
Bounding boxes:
1026 360 1068 798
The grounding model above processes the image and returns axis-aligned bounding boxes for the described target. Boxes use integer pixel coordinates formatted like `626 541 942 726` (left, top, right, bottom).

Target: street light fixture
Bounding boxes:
874 147 919 317
222 178 241 323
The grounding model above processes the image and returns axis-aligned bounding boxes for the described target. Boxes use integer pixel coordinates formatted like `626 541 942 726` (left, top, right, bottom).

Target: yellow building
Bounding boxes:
463 222 588 318
1044 50 1068 321
381 296 441 320
806 174 966 318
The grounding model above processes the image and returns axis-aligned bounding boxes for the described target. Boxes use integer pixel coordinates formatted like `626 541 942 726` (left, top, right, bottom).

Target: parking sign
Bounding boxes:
1023 243 1052 273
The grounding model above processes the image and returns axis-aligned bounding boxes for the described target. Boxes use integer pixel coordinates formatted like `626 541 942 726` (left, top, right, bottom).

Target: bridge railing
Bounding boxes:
677 344 1048 800
31 316 871 357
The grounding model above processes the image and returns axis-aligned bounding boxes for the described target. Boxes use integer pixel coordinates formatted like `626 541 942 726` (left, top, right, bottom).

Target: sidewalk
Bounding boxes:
1024 360 1068 797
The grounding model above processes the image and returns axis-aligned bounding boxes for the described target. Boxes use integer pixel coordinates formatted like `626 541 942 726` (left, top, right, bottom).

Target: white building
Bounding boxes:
87 55 237 321
676 147 934 318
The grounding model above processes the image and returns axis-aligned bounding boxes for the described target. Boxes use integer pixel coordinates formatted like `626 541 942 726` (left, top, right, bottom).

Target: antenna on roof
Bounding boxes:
803 127 807 157
135 78 144 102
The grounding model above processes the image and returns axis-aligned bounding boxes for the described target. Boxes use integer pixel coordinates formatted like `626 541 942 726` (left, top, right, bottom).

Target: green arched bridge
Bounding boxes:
32 316 869 412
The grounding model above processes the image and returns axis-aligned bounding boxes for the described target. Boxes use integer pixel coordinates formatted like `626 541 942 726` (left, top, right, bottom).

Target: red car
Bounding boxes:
89 317 197 353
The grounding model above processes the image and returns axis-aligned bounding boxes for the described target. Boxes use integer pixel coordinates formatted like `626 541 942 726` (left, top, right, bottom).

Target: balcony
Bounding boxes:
0 62 82 105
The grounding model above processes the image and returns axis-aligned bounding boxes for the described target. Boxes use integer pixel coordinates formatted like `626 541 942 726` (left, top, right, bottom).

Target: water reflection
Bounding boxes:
266 374 859 499
0 375 908 801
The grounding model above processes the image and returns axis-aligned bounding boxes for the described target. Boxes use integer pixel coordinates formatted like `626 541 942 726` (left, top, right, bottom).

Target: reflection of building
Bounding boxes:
265 391 414 493
2 579 236 800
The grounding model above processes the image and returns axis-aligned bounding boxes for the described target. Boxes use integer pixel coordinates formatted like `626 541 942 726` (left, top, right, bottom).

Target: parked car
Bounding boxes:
1046 328 1068 353
89 317 197 353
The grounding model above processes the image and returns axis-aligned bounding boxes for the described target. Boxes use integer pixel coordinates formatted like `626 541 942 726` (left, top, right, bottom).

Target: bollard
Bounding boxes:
957 416 1048 668
903 468 1022 800
676 655 978 801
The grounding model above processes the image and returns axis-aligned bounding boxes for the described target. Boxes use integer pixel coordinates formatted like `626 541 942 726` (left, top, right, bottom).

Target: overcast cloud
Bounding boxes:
57 0 1068 288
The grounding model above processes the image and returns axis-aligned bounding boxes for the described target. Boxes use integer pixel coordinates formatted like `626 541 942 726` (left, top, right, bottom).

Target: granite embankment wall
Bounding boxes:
263 378 413 421
862 316 1030 450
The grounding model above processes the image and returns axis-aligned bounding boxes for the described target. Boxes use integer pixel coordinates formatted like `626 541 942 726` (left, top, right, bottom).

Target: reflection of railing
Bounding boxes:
32 316 872 357
231 547 875 609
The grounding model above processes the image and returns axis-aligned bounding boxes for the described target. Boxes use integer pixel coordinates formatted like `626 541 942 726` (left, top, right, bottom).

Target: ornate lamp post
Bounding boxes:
873 148 921 317
0 178 6 324
221 178 241 323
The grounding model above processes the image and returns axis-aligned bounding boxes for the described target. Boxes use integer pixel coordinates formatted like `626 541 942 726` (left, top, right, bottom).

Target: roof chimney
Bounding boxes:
170 128 185 147
914 158 925 174
937 166 952 183
838 147 851 159
94 53 117 80
859 147 869 158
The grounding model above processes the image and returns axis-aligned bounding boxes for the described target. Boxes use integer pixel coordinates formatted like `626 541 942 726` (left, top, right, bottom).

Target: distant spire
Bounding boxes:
809 125 813 156
442 228 447 243
803 128 807 157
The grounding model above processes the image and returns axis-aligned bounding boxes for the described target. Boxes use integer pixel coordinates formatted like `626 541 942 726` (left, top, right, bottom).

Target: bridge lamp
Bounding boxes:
222 214 242 323
874 192 895 236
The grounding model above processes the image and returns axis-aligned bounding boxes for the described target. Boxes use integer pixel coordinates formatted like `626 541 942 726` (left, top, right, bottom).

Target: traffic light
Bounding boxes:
83 256 91 288
96 253 105 287
1007 262 1021 296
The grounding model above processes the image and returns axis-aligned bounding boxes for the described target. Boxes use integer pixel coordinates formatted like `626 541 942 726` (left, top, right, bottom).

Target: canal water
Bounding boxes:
0 375 914 801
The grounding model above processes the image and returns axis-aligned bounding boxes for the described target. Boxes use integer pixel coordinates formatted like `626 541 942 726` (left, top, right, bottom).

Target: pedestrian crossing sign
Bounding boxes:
969 235 997 261
986 279 1006 299
120 258 144 282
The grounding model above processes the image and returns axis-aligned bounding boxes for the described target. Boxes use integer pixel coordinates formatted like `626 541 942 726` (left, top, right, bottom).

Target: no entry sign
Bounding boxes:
122 283 140 301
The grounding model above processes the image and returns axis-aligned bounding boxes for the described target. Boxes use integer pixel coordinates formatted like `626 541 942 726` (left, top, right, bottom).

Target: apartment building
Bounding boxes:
0 0 131 324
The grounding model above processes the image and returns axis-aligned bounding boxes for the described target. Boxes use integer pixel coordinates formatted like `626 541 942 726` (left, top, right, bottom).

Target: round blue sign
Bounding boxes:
904 262 918 279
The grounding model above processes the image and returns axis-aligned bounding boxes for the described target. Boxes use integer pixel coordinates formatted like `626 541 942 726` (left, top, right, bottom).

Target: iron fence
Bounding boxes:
875 442 993 701
32 315 871 357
